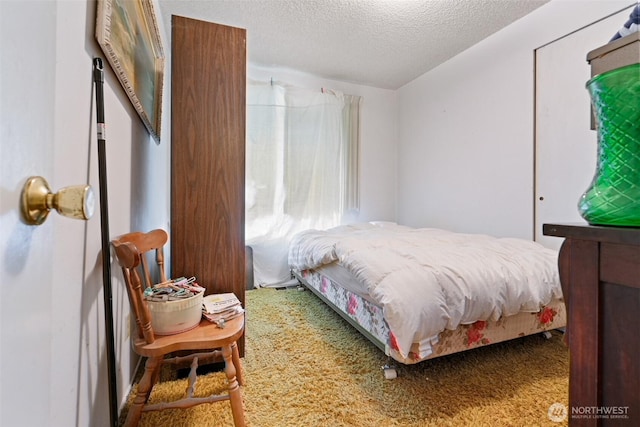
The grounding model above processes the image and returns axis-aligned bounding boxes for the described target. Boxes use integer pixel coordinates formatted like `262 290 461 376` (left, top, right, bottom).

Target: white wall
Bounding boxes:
397 0 633 239
0 1 171 426
249 65 398 224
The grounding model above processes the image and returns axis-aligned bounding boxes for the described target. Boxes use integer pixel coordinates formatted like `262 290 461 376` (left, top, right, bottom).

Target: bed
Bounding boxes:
288 222 566 366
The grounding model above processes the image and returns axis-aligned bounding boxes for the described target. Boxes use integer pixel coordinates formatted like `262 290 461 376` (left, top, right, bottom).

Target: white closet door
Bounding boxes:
534 7 632 250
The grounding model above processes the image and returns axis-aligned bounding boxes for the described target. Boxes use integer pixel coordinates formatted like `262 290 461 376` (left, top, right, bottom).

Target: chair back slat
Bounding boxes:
120 268 145 340
127 258 155 344
140 254 152 290
156 245 168 284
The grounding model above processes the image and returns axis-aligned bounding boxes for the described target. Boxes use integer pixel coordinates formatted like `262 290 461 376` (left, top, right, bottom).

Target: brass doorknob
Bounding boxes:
20 176 95 225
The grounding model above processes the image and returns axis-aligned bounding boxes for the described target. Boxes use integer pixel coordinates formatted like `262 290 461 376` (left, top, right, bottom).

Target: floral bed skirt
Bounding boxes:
294 268 567 365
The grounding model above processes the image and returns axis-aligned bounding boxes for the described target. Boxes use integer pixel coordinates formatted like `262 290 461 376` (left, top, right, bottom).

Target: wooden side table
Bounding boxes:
543 223 639 426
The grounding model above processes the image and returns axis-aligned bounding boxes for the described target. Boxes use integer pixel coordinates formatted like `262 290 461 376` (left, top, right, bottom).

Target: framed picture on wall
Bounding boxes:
95 0 164 142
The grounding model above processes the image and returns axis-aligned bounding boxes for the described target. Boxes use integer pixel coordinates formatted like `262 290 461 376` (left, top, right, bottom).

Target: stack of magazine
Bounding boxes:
202 293 244 325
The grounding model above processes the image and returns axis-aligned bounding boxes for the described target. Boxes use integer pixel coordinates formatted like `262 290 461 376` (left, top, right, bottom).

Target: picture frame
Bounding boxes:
95 0 164 142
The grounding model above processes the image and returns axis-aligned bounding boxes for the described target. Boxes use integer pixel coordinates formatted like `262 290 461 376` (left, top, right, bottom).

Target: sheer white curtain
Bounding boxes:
246 81 361 287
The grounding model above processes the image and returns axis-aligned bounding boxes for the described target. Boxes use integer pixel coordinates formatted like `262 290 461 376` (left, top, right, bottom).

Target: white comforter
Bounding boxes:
288 223 563 359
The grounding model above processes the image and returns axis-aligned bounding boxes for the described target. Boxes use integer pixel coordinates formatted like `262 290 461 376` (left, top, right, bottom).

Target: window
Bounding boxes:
246 81 361 287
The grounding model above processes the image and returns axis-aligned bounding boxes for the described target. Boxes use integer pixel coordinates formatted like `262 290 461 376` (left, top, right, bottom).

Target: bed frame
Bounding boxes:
292 268 566 366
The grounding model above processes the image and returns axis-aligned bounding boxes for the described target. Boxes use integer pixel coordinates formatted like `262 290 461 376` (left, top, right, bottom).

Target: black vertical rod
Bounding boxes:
93 57 118 427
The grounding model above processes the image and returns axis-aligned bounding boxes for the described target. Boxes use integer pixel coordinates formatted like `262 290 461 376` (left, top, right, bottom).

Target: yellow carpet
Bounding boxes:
122 287 569 426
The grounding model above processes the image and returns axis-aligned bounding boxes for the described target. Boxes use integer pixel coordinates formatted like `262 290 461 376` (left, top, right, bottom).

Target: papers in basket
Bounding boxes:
202 293 244 323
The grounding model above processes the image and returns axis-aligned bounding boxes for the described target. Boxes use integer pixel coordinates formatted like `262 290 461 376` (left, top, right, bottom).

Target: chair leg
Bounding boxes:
222 344 246 427
124 356 162 427
231 341 244 386
149 358 163 399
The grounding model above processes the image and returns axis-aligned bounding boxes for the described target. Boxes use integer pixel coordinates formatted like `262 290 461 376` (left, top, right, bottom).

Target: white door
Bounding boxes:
1 2 105 426
1 3 60 425
2 1 166 424
534 7 633 250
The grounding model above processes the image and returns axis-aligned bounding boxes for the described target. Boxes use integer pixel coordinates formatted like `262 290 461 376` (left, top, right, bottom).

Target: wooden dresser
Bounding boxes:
543 223 639 426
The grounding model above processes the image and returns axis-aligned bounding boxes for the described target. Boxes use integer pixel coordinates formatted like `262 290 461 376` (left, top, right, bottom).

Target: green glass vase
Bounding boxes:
578 63 640 226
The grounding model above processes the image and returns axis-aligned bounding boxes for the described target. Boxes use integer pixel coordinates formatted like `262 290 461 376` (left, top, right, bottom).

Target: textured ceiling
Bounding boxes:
158 0 549 89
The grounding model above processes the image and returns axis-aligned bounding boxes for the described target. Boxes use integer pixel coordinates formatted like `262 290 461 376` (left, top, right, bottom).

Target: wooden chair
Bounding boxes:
111 229 246 427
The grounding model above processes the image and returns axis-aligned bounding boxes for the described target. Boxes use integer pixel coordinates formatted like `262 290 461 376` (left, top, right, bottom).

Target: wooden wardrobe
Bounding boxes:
170 16 246 353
